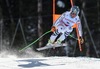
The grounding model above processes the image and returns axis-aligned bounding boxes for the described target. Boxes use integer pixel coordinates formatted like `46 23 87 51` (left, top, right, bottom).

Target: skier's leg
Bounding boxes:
56 25 73 44
56 33 65 44
56 31 71 44
47 30 59 45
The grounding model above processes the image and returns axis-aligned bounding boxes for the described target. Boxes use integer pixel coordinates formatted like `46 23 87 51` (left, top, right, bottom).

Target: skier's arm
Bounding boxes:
77 19 84 44
77 22 82 37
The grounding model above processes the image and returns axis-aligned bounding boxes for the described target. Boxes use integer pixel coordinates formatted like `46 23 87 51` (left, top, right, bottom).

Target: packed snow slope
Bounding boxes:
0 56 100 69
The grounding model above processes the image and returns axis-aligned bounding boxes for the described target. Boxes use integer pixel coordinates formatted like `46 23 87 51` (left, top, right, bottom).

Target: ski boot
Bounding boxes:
46 39 54 46
54 40 62 45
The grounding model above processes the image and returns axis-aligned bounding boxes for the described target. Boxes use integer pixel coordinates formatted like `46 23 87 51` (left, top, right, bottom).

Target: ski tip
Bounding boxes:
36 49 41 51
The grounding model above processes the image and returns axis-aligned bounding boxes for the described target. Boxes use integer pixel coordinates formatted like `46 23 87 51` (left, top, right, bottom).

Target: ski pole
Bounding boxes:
75 25 82 51
19 30 51 52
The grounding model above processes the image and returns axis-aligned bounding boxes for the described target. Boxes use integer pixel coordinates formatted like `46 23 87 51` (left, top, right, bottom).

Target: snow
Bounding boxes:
0 56 100 69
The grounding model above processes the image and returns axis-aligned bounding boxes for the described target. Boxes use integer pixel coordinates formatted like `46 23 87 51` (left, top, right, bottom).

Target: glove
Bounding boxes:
51 26 57 32
79 37 84 44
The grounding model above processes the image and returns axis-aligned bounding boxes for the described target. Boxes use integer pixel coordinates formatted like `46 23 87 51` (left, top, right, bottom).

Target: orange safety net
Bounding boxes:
52 0 61 23
53 14 61 23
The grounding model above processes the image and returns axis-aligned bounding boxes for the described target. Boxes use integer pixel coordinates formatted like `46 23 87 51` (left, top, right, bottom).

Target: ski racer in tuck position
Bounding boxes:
47 6 84 46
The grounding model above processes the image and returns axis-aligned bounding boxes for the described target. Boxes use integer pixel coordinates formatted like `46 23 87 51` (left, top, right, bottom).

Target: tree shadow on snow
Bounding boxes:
17 58 50 68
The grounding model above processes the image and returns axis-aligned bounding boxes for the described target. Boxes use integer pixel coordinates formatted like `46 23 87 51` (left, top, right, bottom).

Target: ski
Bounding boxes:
37 43 67 51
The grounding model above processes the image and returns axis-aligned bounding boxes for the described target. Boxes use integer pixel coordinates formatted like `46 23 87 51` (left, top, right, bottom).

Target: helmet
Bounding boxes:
70 6 80 15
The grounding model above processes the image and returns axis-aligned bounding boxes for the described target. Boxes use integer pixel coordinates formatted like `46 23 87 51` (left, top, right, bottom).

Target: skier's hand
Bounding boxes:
79 37 84 44
51 26 57 32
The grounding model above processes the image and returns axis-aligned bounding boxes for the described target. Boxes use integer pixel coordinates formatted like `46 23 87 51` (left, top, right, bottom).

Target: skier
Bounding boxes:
47 6 84 45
